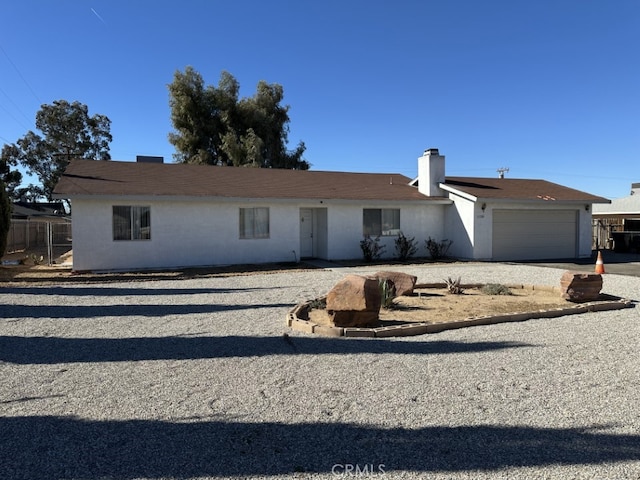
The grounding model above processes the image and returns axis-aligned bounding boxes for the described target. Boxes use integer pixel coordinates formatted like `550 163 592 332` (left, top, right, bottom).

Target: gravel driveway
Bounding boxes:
1 263 639 479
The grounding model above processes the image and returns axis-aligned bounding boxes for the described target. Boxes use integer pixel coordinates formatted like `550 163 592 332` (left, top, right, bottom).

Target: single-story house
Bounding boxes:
592 183 640 252
11 201 67 221
52 148 609 272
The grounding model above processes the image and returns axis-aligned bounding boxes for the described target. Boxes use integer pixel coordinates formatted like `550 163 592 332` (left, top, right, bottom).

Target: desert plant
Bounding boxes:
395 231 418 261
426 237 453 260
30 254 45 265
379 278 396 309
444 276 464 294
360 235 386 262
481 283 512 296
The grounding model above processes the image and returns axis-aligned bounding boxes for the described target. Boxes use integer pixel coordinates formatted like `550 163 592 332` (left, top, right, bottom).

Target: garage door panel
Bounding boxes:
492 210 576 260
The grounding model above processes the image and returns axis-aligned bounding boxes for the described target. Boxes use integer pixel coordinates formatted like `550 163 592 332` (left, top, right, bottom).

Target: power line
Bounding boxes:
0 43 42 104
0 101 31 132
0 85 35 127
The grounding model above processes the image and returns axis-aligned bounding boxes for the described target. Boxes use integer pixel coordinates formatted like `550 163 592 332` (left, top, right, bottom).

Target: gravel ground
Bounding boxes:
1 263 639 480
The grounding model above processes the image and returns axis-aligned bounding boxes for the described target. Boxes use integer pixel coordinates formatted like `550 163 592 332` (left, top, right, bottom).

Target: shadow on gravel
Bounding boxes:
0 285 273 296
1 416 638 478
0 302 290 319
513 250 640 277
0 335 535 364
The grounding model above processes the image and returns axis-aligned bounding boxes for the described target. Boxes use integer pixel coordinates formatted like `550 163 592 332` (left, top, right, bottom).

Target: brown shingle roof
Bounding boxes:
443 177 610 203
53 160 610 204
53 159 444 202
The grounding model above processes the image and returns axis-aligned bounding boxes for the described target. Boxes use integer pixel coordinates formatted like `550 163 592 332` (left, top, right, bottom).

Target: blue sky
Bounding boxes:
1 0 638 199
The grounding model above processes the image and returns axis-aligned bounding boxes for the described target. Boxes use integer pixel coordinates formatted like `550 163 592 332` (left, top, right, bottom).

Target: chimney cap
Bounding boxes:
423 148 439 155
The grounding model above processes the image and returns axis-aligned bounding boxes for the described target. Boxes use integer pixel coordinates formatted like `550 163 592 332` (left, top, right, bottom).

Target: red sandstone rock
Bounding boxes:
373 271 417 296
329 310 380 327
560 271 603 302
326 274 381 327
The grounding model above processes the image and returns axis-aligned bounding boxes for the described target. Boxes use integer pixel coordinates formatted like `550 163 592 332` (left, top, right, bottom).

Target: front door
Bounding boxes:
300 208 313 258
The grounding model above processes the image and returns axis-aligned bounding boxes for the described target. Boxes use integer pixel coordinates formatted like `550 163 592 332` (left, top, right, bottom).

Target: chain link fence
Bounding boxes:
6 219 72 265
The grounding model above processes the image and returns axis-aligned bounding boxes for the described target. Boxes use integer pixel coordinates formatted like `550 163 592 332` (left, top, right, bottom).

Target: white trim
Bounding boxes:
439 183 478 202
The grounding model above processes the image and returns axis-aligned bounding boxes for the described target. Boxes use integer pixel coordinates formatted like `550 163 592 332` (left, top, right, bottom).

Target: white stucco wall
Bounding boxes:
444 193 478 260
325 202 446 261
70 197 448 271
577 208 594 257
71 198 302 271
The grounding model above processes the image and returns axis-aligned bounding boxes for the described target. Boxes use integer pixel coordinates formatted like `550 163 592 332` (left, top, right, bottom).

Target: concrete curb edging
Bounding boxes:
286 284 634 338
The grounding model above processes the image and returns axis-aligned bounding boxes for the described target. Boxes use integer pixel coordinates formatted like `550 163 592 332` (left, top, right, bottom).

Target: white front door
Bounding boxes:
300 208 314 258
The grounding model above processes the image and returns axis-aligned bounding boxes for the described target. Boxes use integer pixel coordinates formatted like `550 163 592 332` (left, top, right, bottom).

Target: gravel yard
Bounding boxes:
1 263 639 479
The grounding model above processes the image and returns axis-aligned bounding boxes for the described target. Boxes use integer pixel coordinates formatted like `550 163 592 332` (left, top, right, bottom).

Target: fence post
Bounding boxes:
47 221 53 266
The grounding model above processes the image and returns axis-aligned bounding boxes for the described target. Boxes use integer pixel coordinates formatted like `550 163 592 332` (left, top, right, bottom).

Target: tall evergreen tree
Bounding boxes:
168 68 308 169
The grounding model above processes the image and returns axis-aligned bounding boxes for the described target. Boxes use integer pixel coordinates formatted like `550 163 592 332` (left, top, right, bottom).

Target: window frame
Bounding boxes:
112 206 151 241
239 207 270 239
363 208 400 236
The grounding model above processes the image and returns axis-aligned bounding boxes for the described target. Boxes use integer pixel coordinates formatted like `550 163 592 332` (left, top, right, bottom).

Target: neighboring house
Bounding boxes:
52 149 609 272
592 183 640 252
11 201 67 221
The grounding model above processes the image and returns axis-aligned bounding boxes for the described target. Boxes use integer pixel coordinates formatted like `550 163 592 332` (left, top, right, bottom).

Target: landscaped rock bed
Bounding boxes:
287 275 632 337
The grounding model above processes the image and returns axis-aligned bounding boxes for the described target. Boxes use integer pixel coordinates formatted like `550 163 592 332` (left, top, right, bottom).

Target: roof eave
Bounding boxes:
439 184 478 202
482 198 609 206
439 185 609 205
592 211 640 218
53 192 453 205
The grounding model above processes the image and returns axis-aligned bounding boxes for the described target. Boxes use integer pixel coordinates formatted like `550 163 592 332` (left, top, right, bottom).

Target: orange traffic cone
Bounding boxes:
595 250 605 274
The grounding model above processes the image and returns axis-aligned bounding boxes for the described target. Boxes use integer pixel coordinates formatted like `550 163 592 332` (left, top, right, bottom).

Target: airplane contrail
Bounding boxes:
91 7 107 25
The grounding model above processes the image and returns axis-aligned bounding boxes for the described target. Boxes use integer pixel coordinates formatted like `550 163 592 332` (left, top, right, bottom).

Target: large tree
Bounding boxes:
0 144 24 199
3 100 112 200
168 67 308 169
0 176 10 259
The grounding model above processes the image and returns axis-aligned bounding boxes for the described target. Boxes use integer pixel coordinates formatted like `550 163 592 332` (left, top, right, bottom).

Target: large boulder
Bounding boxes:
373 271 417 296
560 271 603 302
326 274 381 327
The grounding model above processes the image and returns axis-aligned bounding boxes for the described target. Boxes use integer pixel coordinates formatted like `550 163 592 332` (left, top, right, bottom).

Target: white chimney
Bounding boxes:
418 148 445 196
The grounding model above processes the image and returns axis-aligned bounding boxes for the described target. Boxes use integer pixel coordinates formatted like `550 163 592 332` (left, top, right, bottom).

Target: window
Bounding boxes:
239 207 269 239
113 206 151 241
363 208 400 236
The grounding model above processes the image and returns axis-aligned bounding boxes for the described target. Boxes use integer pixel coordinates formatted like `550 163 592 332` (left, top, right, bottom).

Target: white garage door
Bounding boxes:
492 210 577 261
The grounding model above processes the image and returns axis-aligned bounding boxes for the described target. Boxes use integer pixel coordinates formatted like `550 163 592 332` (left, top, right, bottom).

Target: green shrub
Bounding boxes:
360 235 386 262
481 283 512 295
395 232 418 261
308 297 326 309
426 237 453 260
